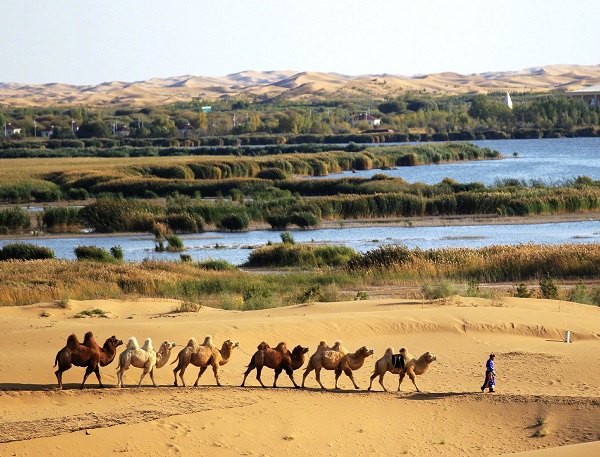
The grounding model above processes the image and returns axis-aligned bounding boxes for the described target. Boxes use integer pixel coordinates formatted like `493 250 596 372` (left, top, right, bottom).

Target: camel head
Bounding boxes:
422 352 437 363
292 345 310 357
357 346 375 358
104 336 123 350
222 339 240 352
160 341 177 353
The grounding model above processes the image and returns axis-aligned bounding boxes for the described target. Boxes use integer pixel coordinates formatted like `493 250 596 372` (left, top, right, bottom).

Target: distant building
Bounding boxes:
566 84 600 107
503 91 513 109
179 123 194 136
40 126 54 138
115 125 131 136
351 113 381 127
4 123 21 137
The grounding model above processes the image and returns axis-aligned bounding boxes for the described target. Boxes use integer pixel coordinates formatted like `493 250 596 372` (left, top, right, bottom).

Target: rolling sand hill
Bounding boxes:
1 64 599 107
0 295 598 456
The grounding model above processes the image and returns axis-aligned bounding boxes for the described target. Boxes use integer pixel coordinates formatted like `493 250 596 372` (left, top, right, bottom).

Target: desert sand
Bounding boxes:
0 295 599 456
1 64 599 106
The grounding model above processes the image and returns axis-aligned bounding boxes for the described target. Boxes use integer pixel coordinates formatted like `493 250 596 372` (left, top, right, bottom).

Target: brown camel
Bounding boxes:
171 336 239 387
54 331 123 390
301 340 374 390
241 342 309 388
116 337 177 387
368 348 437 392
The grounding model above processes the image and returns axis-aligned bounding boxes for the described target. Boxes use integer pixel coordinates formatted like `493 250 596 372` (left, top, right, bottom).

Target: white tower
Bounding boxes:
504 91 513 109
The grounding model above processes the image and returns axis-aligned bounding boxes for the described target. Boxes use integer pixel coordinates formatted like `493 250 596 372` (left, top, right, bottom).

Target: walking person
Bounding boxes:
481 353 496 392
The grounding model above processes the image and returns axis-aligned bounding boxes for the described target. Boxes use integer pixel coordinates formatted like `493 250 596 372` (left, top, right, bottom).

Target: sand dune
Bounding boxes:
0 294 598 456
1 64 599 107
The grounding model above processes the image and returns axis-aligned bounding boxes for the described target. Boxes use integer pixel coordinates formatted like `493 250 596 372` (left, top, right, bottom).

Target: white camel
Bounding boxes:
116 337 176 387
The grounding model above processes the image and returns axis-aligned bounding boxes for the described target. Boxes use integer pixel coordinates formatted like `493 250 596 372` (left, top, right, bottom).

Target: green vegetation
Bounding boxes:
0 242 599 307
245 243 359 268
74 245 118 263
0 242 55 260
0 93 598 148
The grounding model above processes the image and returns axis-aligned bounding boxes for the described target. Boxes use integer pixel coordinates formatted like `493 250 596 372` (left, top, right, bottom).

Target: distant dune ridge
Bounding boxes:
0 64 599 107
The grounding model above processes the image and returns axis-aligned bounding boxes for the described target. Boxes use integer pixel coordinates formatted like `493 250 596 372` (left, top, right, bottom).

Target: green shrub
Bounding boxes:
539 273 559 299
172 301 202 312
74 245 115 262
0 207 31 229
110 245 124 260
280 231 295 244
289 211 320 229
218 213 250 231
196 259 238 271
165 234 185 251
0 243 55 260
266 215 290 230
514 283 532 298
256 168 288 180
567 280 592 304
422 279 456 299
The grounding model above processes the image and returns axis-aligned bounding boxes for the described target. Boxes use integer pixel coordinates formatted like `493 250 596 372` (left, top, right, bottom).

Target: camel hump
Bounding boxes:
257 341 270 350
66 333 80 350
385 347 394 356
318 340 329 349
275 342 287 352
186 337 197 347
83 331 96 347
202 335 213 346
142 338 153 351
126 337 140 350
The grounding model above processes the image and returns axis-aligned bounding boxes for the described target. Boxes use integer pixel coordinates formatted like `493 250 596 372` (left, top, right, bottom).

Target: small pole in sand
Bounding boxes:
565 330 571 343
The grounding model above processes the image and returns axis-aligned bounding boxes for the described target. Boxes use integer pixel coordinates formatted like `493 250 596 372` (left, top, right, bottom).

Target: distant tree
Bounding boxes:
77 120 111 138
378 100 407 114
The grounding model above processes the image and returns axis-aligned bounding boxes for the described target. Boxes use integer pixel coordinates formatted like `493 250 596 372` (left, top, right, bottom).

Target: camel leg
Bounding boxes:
176 363 188 387
301 363 314 388
211 363 222 387
315 367 326 390
368 366 378 391
80 365 95 389
149 367 157 387
398 372 406 391
139 365 151 387
343 367 360 390
256 365 266 388
409 373 420 392
379 372 388 392
273 367 282 388
93 365 104 388
55 366 69 390
193 366 209 387
241 359 256 387
334 369 342 389
284 367 298 388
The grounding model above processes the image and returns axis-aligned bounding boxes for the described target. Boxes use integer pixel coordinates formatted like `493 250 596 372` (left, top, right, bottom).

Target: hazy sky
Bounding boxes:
2 0 598 85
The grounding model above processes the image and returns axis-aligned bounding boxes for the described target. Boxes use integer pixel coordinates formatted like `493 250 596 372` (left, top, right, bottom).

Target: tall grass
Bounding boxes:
347 243 600 281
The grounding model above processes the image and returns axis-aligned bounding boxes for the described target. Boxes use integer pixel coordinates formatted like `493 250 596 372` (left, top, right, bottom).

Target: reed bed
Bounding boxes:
0 243 599 307
347 243 600 282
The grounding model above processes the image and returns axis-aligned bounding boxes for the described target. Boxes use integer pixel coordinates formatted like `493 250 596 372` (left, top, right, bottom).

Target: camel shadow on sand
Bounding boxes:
0 382 120 392
401 391 477 400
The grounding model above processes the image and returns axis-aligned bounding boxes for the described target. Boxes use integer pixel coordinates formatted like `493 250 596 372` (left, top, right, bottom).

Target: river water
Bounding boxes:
311 137 600 185
2 138 599 264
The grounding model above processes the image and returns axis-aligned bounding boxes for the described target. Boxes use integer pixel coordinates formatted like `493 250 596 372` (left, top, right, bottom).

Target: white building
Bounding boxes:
503 92 513 109
567 84 600 107
4 123 21 137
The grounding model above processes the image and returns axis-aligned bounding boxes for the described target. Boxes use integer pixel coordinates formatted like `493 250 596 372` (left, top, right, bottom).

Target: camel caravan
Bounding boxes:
53 332 436 392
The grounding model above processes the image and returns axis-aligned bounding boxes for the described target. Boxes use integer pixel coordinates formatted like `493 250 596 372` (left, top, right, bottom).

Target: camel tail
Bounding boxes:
53 352 59 367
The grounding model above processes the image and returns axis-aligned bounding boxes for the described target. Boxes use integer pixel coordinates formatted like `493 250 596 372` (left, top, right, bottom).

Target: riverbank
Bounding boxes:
2 211 599 241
